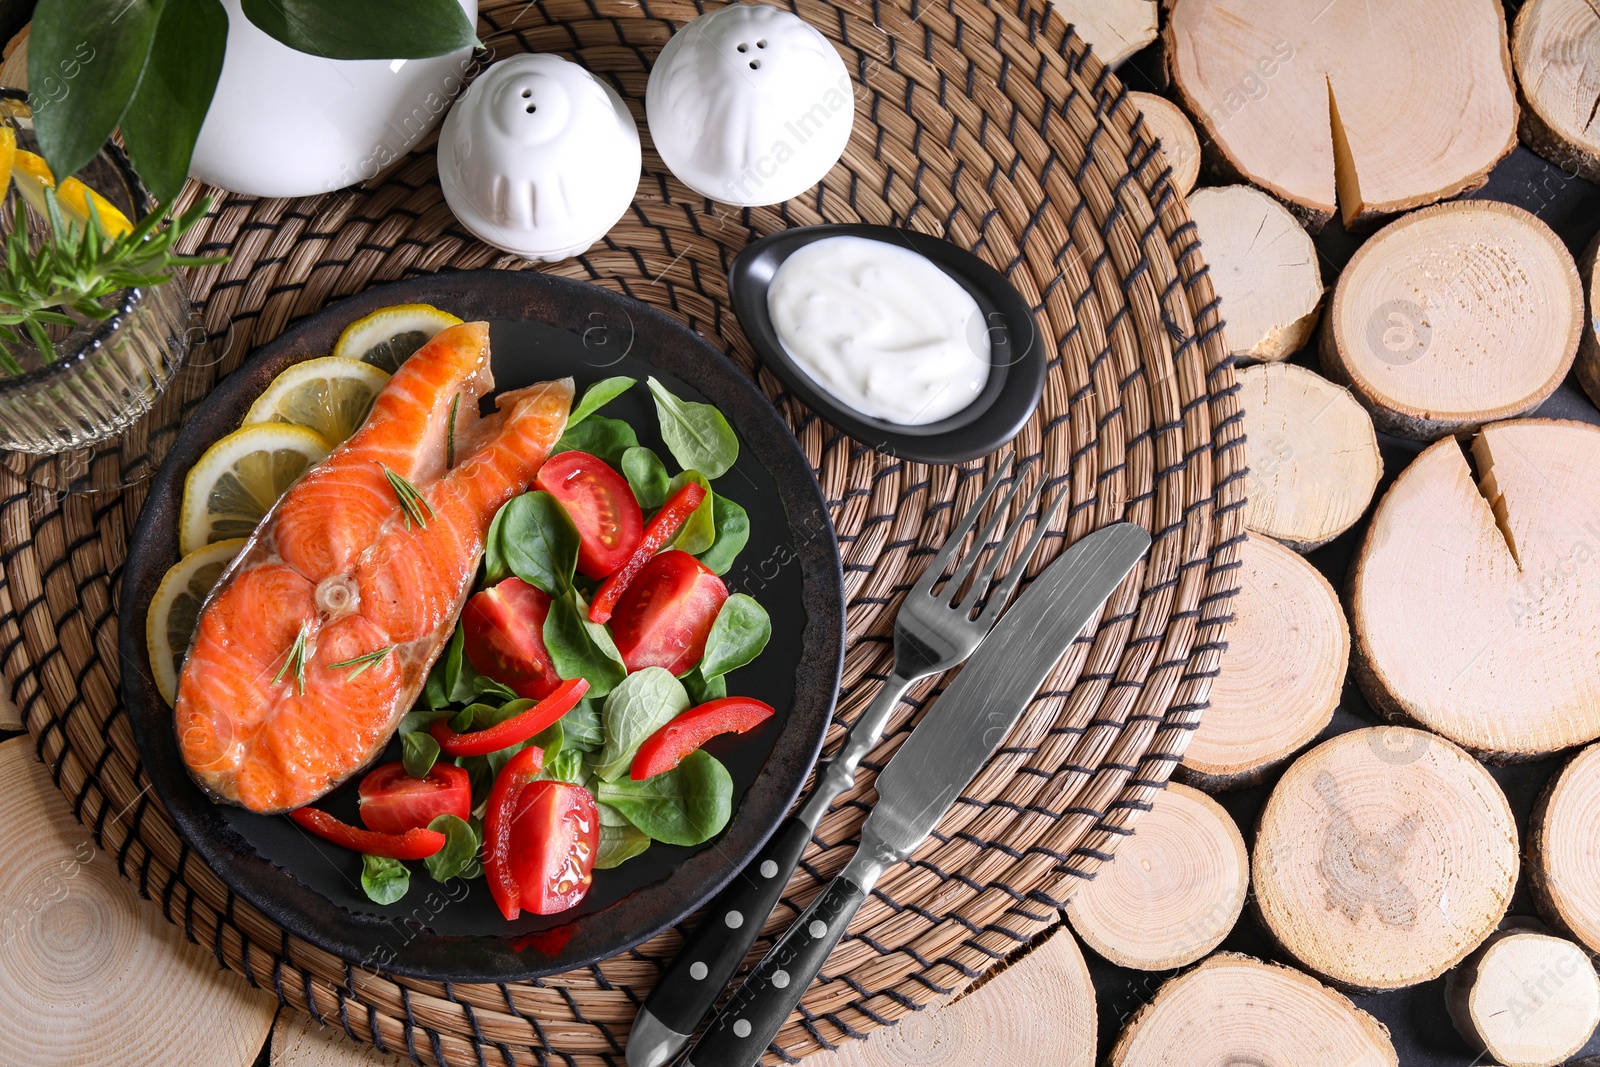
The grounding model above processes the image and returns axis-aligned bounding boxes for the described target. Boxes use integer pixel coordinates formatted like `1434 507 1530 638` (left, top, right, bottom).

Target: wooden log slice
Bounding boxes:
816 927 1096 1067
1320 200 1582 440
1165 0 1517 230
1238 362 1382 552
1351 419 1600 759
1108 953 1397 1067
1253 726 1518 991
1513 0 1600 181
271 1008 408 1067
0 737 276 1066
1188 185 1325 362
1065 783 1247 969
1445 929 1600 1067
1179 534 1345 791
1056 0 1157 68
1529 741 1600 953
1577 233 1600 410
1130 92 1202 196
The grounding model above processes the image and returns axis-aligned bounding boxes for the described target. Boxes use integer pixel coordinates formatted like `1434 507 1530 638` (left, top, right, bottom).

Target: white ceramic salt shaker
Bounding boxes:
437 54 641 262
647 3 854 207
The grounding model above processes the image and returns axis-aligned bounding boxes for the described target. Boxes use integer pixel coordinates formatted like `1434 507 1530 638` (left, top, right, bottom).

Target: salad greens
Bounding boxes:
648 377 740 478
696 495 750 575
543 589 628 697
566 376 637 428
594 750 734 847
488 490 579 597
591 667 691 781
621 446 671 509
361 854 410 905
553 415 638 468
667 471 716 554
423 815 478 882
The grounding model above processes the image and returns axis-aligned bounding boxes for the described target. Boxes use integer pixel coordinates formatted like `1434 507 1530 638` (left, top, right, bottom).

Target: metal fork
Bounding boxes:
627 454 1063 1067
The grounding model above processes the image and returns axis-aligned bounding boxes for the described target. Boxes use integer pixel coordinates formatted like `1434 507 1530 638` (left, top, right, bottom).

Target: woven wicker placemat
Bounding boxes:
0 1 1244 1062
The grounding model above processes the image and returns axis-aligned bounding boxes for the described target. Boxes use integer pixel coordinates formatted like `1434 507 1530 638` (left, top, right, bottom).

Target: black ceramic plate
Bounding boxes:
728 224 1045 464
118 270 844 982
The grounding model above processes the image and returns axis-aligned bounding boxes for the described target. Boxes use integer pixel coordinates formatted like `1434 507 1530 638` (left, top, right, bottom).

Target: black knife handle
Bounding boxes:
638 815 812 1043
686 874 867 1067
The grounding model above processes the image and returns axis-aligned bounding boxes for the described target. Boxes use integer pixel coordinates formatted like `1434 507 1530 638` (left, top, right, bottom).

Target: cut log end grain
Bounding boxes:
1530 742 1600 953
1320 201 1582 440
0 737 277 1067
1352 419 1600 759
1513 0 1600 182
1179 534 1345 791
1188 185 1325 362
271 1008 410 1067
1445 930 1600 1067
1056 0 1157 68
1252 727 1518 991
1065 783 1248 969
1108 954 1398 1067
1130 92 1202 196
1577 234 1600 411
1238 362 1382 552
1166 0 1517 230
815 927 1096 1067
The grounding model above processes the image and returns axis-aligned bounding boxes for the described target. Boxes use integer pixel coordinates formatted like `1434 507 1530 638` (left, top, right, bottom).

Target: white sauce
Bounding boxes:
766 235 990 425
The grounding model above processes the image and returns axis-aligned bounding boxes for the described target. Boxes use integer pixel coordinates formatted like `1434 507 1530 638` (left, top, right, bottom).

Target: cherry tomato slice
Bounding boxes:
287 807 445 860
482 745 546 921
535 450 643 580
509 781 599 915
429 677 590 757
357 761 472 834
610 550 729 675
463 577 560 699
630 697 776 780
589 480 708 624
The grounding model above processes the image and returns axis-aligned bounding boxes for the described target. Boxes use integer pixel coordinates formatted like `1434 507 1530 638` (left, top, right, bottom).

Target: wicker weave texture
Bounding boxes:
0 1 1244 1063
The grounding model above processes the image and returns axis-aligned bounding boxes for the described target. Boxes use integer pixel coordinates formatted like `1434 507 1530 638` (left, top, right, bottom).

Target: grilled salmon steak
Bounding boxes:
175 322 574 812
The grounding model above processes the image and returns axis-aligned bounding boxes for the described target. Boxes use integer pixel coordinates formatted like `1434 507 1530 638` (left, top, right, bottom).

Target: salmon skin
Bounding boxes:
175 322 574 813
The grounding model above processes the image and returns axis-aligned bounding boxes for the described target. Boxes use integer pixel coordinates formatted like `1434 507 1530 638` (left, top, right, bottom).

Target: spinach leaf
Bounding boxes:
553 416 638 468
539 749 588 785
699 594 772 681
561 697 606 752
597 800 633 827
543 590 628 698
460 817 485 879
594 750 734 846
402 730 441 778
595 822 651 869
399 709 453 736
423 625 517 708
567 376 637 428
361 854 410 905
591 667 690 781
621 446 671 510
423 815 478 882
647 377 739 479
681 666 727 704
696 493 750 575
496 491 579 597
668 471 716 554
483 499 512 585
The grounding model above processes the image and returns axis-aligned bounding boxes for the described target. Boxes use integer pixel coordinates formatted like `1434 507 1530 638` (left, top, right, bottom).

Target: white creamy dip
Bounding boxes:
766 235 990 425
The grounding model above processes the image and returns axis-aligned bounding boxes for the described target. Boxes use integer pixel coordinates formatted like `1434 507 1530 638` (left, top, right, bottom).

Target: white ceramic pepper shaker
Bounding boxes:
646 3 854 207
437 53 641 262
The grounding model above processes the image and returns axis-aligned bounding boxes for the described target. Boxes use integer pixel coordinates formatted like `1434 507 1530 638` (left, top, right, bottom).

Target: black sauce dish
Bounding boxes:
728 224 1046 465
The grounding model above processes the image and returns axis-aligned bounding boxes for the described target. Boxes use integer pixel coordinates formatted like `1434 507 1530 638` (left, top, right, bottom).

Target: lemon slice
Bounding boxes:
179 423 331 556
146 538 247 706
0 128 16 202
12 149 134 237
242 356 391 446
332 304 462 372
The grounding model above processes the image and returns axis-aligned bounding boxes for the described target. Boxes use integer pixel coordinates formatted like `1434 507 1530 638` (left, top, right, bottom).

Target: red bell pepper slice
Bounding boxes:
630 697 776 780
287 806 446 860
428 677 590 757
589 480 708 624
482 744 546 921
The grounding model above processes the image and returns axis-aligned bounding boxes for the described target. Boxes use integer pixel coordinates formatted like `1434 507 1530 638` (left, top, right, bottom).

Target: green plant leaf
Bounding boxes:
681 665 727 705
595 821 651 869
543 590 627 698
495 490 580 597
120 0 227 202
361 854 410 904
647 377 739 479
560 697 606 752
423 814 478 882
667 471 715 555
30 0 159 182
695 493 750 575
590 666 689 781
402 730 441 778
567 376 637 428
538 749 588 785
483 496 512 585
553 415 638 469
699 594 771 681
239 0 480 59
620 446 671 510
594 750 734 846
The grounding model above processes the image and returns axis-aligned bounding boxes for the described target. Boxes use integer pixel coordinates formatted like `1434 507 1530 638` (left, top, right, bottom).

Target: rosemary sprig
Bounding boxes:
446 393 460 469
326 646 394 680
0 191 227 374
381 463 435 529
273 620 312 694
